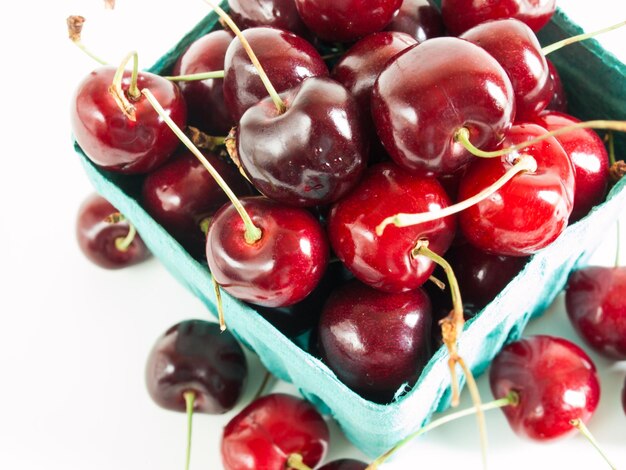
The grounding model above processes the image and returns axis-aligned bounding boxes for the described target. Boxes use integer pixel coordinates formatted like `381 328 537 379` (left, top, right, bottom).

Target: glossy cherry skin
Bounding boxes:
532 111 609 222
228 0 309 36
71 67 186 174
328 162 456 293
385 0 445 42
458 124 575 256
319 459 368 470
372 37 515 175
172 30 234 135
141 150 251 258
319 280 432 403
565 267 626 360
145 320 247 414
221 393 330 470
461 18 553 121
490 335 600 440
546 59 568 112
206 197 329 307
237 77 367 207
294 0 402 42
223 27 328 122
441 0 556 36
76 193 150 269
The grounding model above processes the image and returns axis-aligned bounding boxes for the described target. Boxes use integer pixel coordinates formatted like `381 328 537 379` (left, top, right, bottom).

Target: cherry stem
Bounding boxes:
104 212 138 252
455 121 626 159
457 357 488 470
212 277 226 331
199 217 212 236
286 454 313 470
377 155 537 234
67 15 108 65
142 88 262 244
429 275 446 291
607 132 616 166
109 51 141 121
570 418 617 470
183 391 195 470
203 0 286 114
164 70 225 81
252 369 272 402
542 20 626 56
366 391 518 470
186 126 227 151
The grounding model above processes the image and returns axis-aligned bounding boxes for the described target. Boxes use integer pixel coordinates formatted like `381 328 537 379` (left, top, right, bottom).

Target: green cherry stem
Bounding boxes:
109 51 141 121
164 70 225 81
67 15 108 65
607 132 616 166
286 454 313 470
202 0 287 114
104 212 138 252
366 392 518 470
542 20 626 56
570 418 617 470
212 276 226 331
376 154 537 235
142 88 262 244
183 391 195 470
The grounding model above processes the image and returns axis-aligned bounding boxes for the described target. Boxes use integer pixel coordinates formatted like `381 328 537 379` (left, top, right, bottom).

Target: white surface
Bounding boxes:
0 1 625 469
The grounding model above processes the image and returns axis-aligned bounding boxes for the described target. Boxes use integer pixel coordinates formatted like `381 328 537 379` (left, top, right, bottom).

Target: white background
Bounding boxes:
0 1 625 469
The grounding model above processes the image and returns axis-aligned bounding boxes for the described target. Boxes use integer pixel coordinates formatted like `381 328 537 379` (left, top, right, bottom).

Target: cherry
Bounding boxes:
565 266 626 360
221 393 330 470
71 66 186 174
206 197 329 307
141 149 251 258
489 335 600 440
532 111 609 222
546 59 568 112
458 123 575 256
319 279 432 403
171 30 234 135
293 0 403 42
328 162 456 293
76 193 150 269
318 459 367 470
441 0 556 36
228 0 309 36
371 37 515 175
236 77 368 207
460 18 553 120
145 319 248 414
385 0 445 43
223 26 328 122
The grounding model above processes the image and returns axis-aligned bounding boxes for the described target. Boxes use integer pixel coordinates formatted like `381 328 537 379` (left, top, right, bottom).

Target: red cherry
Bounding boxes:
172 30 235 135
546 59 568 112
145 320 247 414
371 37 515 175
319 279 432 402
206 197 329 307
293 0 403 42
532 111 609 222
228 0 309 36
565 266 626 360
319 459 368 470
76 193 150 269
328 162 456 292
489 335 600 441
221 393 330 470
441 0 556 36
458 124 575 256
385 0 445 42
71 67 186 174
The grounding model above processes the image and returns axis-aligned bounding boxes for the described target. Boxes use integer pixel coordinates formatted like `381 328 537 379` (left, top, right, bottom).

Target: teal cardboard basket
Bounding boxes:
74 6 626 458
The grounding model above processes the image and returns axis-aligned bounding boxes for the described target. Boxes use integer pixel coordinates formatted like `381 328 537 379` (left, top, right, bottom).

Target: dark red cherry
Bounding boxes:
221 393 330 470
294 0 403 42
145 320 247 414
489 335 600 440
532 111 609 222
172 30 235 135
228 0 309 36
223 27 328 122
441 0 556 36
76 193 150 269
371 37 515 175
141 150 251 258
546 59 568 112
328 162 456 293
458 124 575 256
71 67 186 174
385 0 445 42
319 279 432 402
206 197 329 307
461 18 553 120
319 459 368 470
565 266 626 360
236 77 367 207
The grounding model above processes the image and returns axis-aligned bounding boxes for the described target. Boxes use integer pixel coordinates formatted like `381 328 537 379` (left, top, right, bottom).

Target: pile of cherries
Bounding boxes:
70 0 626 468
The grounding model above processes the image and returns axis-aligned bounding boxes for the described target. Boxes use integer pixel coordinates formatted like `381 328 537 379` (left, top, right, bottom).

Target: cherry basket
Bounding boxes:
74 4 626 457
